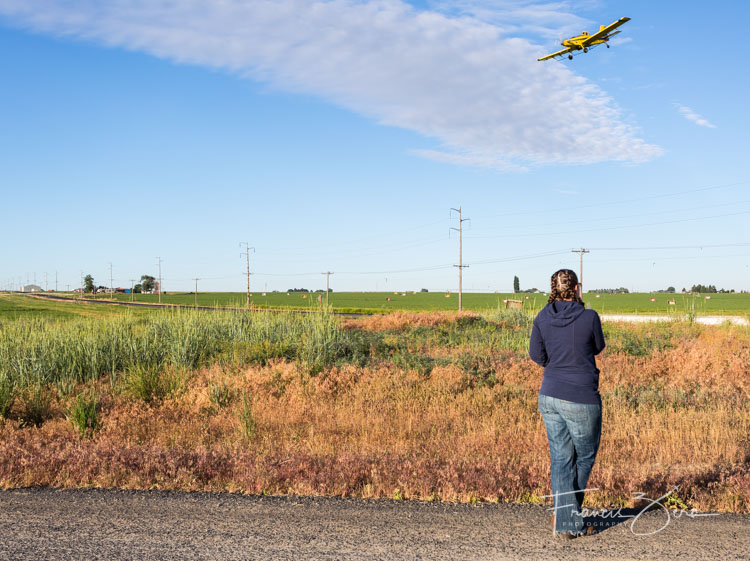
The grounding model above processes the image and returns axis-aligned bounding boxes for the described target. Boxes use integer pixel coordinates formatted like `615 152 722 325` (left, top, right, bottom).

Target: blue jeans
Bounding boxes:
538 394 601 535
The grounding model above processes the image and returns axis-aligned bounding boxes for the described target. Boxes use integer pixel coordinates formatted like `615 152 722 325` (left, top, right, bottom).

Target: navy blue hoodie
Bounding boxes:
529 300 605 405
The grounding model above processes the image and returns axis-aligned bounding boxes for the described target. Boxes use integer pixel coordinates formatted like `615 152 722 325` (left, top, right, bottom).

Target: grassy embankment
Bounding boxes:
0 295 747 512
54 289 750 316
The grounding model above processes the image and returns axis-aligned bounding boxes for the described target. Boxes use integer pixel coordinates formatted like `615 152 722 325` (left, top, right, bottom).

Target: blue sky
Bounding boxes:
1 0 749 293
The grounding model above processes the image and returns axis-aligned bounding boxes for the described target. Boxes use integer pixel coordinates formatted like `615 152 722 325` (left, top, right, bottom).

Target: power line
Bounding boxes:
468 197 750 234
321 271 333 310
469 250 571 266
589 243 750 251
192 278 200 307
571 248 590 295
450 206 470 312
466 209 750 240
472 179 750 221
240 243 255 307
257 218 448 256
157 257 162 304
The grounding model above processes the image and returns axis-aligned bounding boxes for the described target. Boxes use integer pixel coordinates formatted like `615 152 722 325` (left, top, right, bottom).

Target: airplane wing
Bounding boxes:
537 46 574 61
583 17 630 46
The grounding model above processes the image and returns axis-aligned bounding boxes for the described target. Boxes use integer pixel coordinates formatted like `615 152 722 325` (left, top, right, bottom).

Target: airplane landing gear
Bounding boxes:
606 44 610 48
583 47 588 53
568 54 573 60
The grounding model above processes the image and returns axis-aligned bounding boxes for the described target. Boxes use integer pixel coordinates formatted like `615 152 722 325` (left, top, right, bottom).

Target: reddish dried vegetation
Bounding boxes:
0 314 748 512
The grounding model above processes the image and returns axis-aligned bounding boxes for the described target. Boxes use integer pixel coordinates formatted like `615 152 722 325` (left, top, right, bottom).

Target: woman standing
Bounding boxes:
529 269 605 539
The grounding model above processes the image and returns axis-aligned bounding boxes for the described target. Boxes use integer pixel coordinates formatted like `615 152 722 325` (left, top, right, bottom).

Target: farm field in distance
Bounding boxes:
0 293 153 320
38 290 750 316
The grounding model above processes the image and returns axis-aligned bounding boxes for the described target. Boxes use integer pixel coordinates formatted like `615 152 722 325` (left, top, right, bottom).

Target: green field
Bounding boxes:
4 290 750 318
62 290 750 316
0 293 153 320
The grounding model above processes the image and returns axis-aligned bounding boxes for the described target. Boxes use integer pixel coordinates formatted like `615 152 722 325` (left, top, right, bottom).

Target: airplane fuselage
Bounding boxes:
560 25 609 51
562 30 608 50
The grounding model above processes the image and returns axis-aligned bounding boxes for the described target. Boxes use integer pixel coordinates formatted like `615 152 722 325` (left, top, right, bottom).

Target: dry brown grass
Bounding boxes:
343 310 480 331
0 315 747 512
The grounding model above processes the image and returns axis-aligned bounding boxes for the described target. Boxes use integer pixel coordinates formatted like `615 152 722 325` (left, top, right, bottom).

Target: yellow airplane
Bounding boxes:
538 17 630 61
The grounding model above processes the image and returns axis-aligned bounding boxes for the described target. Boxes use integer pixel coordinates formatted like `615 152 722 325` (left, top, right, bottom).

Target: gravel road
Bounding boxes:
0 488 747 560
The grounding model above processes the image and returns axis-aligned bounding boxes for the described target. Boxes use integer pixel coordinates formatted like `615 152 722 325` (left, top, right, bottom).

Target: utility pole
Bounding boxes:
157 257 162 304
240 243 255 307
321 271 333 311
79 270 83 300
450 206 470 312
193 278 200 307
109 262 113 297
571 248 590 297
55 271 58 292
129 279 136 302
44 272 48 292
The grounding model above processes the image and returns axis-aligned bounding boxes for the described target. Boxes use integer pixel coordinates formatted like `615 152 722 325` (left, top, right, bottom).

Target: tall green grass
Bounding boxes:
0 308 539 393
0 310 346 389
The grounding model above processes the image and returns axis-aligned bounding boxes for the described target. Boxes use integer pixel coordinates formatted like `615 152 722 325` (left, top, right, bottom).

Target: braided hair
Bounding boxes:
548 269 583 304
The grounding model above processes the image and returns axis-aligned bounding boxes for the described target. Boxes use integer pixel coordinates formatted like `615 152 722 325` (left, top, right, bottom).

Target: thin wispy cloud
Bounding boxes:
0 0 662 169
428 0 593 38
410 149 528 172
554 188 580 195
675 104 717 129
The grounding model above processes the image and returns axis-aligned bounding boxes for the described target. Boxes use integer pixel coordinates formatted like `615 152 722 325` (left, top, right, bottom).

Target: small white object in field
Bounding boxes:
668 300 676 305
262 292 266 296
706 296 711 299
596 294 601 298
650 298 656 302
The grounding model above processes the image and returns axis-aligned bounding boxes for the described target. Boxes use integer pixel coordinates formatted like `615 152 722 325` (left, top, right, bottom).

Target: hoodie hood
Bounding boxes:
542 300 586 327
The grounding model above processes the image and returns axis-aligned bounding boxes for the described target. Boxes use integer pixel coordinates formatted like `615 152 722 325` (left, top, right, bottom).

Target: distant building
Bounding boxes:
21 284 43 293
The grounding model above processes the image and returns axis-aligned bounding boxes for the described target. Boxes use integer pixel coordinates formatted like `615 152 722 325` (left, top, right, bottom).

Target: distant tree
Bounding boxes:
420 288 429 292
691 284 717 294
588 287 630 294
84 274 95 293
140 275 156 292
133 284 142 294
513 276 520 293
667 286 676 293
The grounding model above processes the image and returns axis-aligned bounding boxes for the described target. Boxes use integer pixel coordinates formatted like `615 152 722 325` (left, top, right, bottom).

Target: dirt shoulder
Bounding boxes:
0 488 747 561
